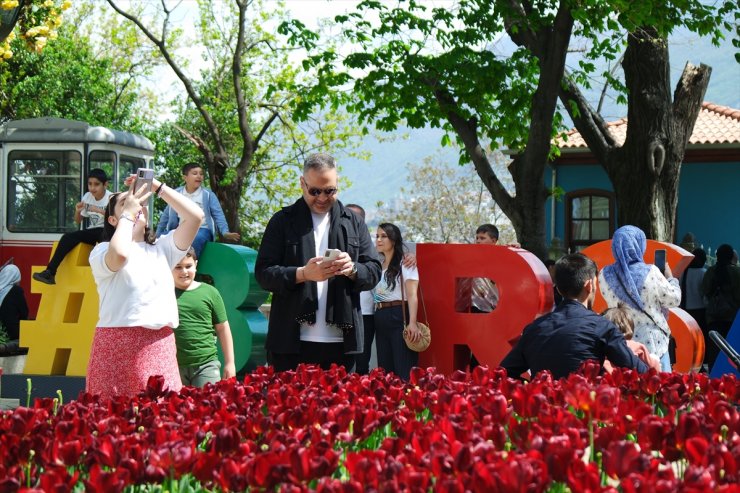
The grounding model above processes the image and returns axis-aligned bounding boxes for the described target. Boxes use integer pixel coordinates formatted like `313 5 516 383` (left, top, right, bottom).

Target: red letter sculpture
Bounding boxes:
416 244 553 374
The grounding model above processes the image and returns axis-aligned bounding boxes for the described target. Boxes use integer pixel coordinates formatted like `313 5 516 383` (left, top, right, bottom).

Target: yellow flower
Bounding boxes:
2 50 12 60
61 0 72 11
44 0 54 6
6 31 15 42
1 0 20 9
26 27 39 37
34 36 48 52
38 25 50 35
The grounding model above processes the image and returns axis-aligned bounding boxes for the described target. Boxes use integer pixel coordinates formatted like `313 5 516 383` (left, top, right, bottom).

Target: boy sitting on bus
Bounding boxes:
155 162 240 257
33 168 112 285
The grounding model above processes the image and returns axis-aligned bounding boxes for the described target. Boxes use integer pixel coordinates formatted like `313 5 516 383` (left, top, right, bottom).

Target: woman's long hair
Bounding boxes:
713 244 735 289
102 193 155 245
379 222 405 291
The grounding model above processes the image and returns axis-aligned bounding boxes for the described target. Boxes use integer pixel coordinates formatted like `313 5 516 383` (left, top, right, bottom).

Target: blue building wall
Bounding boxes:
545 162 612 245
676 161 740 255
545 159 740 255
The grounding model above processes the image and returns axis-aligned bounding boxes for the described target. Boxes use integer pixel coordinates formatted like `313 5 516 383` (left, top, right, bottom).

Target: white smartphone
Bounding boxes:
133 168 154 194
324 249 341 261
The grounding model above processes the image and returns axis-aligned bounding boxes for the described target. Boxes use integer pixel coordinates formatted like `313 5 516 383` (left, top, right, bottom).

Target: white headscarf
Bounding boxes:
0 264 21 306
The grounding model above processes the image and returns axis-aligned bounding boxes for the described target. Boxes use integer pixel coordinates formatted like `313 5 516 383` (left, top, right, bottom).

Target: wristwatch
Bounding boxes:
346 263 358 277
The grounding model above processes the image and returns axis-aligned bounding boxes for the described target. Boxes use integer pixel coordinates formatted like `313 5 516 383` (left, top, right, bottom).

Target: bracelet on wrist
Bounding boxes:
155 183 166 197
119 212 136 223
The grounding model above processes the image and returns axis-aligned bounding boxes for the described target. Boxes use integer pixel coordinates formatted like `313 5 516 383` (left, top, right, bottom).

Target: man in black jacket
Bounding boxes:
255 153 382 372
501 253 649 379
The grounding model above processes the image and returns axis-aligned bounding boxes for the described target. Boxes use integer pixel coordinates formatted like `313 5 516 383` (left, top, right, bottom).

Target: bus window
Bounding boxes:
119 155 146 191
89 150 115 189
6 150 82 233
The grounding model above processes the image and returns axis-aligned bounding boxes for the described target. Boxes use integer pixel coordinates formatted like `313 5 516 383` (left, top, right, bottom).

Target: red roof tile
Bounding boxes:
558 102 740 150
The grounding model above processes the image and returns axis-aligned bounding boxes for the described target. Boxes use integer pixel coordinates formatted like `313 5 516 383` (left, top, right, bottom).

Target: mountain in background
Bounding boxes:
338 30 739 216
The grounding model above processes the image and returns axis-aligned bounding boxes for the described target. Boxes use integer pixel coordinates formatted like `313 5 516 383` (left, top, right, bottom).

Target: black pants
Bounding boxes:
268 341 354 373
375 305 418 381
47 228 103 274
354 314 376 374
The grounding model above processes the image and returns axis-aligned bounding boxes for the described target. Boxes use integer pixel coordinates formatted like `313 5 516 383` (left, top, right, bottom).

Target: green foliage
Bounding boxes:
110 0 364 239
0 1 156 129
280 0 736 253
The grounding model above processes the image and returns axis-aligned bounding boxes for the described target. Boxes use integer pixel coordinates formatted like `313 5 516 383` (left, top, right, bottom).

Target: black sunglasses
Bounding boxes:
303 178 338 197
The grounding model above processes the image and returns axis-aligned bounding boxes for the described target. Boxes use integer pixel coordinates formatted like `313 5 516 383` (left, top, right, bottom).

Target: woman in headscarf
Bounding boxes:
0 264 29 343
598 225 681 371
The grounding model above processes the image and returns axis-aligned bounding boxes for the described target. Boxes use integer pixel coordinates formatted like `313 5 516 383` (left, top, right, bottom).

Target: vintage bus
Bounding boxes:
0 118 155 317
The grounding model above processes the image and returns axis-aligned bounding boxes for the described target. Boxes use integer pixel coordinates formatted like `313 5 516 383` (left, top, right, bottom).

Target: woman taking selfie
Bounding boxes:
86 174 204 398
373 222 421 381
598 225 681 372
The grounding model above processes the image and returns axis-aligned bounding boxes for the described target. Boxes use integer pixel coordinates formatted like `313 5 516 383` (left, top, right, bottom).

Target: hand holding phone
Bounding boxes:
133 168 154 194
324 249 341 261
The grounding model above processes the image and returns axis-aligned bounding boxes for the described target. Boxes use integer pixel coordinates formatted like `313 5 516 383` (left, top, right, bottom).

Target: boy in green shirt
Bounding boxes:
172 248 236 387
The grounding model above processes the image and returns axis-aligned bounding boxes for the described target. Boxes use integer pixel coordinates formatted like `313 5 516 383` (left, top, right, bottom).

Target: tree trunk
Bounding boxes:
204 155 245 235
605 27 710 241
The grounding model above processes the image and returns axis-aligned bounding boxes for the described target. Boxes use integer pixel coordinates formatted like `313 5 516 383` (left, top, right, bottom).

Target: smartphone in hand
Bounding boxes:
324 249 341 261
133 168 154 194
654 249 667 276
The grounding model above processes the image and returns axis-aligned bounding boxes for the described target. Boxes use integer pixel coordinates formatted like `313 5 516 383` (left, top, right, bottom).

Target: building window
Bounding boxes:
6 149 82 233
565 189 615 252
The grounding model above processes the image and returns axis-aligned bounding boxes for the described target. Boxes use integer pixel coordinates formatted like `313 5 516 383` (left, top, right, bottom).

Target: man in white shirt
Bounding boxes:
255 153 381 371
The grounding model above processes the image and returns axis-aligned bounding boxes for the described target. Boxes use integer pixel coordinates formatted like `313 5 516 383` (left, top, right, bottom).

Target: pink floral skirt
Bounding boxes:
86 326 182 399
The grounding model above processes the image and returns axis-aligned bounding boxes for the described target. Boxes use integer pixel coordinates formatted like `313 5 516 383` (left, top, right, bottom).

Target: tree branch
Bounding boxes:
672 62 711 151
432 86 519 224
105 0 228 162
232 0 256 182
255 111 280 148
559 72 617 162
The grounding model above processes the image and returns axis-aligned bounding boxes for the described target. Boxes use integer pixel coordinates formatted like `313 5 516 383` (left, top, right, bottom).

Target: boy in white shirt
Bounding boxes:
33 168 112 285
155 162 240 257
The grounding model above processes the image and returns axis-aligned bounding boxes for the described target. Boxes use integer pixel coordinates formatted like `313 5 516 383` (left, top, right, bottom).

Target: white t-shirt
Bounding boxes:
180 187 207 227
683 267 707 310
300 212 343 343
374 265 419 302
360 291 375 315
80 190 112 229
89 231 188 329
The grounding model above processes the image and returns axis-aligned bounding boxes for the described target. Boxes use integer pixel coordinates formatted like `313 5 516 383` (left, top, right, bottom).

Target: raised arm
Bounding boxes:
155 204 172 237
157 180 205 251
105 186 151 272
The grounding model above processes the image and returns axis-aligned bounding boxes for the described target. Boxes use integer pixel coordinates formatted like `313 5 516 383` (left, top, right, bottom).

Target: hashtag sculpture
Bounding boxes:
20 243 99 376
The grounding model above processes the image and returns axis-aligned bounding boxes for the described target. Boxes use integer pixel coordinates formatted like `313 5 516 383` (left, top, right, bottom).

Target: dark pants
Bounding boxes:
268 341 354 373
375 305 418 381
354 314 376 374
47 228 103 274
